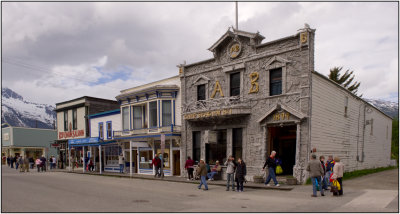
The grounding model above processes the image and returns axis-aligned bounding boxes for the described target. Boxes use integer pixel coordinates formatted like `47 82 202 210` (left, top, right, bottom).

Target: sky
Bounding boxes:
2 2 398 105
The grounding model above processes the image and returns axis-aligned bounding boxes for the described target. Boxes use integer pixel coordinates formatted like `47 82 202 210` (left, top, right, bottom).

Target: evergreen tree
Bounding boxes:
328 67 361 96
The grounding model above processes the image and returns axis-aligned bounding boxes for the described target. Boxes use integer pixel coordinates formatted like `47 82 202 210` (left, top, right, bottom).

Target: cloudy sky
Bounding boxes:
2 2 398 105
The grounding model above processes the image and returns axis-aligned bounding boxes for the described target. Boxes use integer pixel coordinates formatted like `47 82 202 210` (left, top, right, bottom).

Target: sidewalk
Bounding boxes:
58 169 294 191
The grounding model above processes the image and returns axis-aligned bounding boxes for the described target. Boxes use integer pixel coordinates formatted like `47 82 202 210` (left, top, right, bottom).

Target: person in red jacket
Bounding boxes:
152 154 162 178
185 156 195 180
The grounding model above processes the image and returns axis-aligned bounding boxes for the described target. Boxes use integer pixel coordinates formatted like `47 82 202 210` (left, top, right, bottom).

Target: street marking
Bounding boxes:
343 189 398 209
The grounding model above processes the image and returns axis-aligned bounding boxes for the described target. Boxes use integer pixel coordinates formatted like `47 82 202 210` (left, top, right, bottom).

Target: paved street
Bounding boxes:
2 166 398 212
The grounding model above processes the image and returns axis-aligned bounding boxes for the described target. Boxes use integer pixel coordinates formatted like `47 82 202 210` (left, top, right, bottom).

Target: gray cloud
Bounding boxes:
2 2 398 105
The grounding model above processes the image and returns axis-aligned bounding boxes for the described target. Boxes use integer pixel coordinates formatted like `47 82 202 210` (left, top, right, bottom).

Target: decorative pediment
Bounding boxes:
257 103 306 124
263 56 291 70
193 75 210 85
208 28 265 53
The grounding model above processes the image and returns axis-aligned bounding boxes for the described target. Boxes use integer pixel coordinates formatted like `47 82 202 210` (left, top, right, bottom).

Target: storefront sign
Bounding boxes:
59 129 85 139
184 109 232 120
3 133 9 141
51 143 60 148
68 137 99 146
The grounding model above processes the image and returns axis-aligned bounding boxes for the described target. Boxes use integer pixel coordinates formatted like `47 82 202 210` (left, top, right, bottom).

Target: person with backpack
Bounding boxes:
224 156 236 191
306 154 325 197
263 151 280 187
235 158 246 192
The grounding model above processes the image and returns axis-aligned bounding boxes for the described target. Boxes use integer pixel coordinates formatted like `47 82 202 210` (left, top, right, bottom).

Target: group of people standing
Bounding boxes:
6 155 57 173
307 154 344 197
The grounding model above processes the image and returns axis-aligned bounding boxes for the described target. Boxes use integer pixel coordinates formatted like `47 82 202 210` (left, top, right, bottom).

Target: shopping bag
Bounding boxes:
276 165 283 175
315 178 320 191
333 180 341 191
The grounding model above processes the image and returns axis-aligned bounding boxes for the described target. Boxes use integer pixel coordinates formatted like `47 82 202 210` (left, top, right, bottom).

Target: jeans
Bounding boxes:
11 162 14 168
198 176 208 190
187 168 194 179
37 165 41 172
265 167 278 185
325 171 332 186
29 163 34 169
207 171 217 179
50 163 53 169
16 163 19 170
226 173 235 190
321 175 328 189
311 176 324 196
154 166 161 177
119 164 124 173
236 180 244 191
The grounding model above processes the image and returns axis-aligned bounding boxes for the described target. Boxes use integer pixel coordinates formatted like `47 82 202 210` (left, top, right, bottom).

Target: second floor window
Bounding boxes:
270 68 282 96
162 100 172 126
149 101 157 128
99 122 104 139
72 109 77 130
122 107 130 130
133 106 143 129
64 111 68 131
106 122 112 139
230 72 240 96
197 84 206 101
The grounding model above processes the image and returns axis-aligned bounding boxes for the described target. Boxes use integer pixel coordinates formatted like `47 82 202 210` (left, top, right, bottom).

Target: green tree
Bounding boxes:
328 67 361 96
391 117 399 163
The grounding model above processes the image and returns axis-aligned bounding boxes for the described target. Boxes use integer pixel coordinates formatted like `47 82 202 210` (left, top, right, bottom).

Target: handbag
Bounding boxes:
330 180 341 193
276 165 283 175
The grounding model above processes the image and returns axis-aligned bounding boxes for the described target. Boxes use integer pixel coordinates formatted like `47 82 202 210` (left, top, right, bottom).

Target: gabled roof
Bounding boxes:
208 28 265 52
257 103 306 123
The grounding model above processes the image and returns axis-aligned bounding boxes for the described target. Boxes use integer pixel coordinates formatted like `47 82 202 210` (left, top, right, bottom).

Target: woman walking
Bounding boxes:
332 156 344 196
185 156 195 180
35 158 42 172
235 158 246 192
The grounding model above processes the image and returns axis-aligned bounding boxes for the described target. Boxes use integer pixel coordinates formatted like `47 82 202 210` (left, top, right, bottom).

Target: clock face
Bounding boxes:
228 42 241 59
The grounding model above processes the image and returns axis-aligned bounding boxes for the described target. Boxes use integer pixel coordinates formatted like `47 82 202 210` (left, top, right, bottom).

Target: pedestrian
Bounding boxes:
306 154 325 197
52 156 57 169
49 156 53 170
224 156 236 191
185 156 195 180
207 161 222 181
263 151 280 187
18 156 24 172
29 157 34 169
320 156 328 190
15 156 20 170
7 156 10 167
23 156 30 172
325 155 335 187
118 154 124 173
152 154 162 178
88 158 94 171
197 159 208 191
40 155 47 172
71 156 77 171
85 156 89 171
95 155 99 172
235 158 246 192
331 156 344 196
10 156 15 168
35 158 42 172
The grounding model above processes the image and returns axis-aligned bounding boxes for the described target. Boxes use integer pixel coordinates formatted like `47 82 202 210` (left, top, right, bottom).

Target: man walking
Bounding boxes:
224 156 236 191
40 155 47 172
10 156 14 168
307 154 325 197
263 151 280 187
152 154 162 178
197 159 208 191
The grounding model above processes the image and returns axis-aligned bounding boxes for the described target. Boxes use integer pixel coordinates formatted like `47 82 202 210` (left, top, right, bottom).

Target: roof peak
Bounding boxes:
208 27 265 52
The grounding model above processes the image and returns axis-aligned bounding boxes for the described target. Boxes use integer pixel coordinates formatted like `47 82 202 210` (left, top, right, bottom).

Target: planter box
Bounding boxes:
286 177 297 185
253 176 264 183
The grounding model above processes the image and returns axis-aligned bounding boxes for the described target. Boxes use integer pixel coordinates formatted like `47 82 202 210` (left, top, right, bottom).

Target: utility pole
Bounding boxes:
235 1 238 30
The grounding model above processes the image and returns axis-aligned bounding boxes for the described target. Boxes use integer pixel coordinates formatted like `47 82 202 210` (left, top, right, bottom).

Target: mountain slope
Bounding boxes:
1 88 56 129
365 98 399 119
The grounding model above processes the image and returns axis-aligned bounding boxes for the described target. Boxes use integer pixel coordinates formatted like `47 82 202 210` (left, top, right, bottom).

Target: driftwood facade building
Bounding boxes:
178 25 392 183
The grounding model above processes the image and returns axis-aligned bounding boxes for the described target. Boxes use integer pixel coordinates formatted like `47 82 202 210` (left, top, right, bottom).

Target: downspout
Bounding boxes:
356 103 363 163
361 104 366 162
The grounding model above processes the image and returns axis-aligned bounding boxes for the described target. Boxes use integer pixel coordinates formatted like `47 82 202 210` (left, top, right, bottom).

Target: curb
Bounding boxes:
61 171 293 191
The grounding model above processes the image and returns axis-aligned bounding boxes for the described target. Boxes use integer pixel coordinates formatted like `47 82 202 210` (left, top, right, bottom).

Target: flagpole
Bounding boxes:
235 1 238 30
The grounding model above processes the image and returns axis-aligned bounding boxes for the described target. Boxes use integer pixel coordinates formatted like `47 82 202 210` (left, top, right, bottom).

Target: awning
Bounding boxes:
68 137 117 147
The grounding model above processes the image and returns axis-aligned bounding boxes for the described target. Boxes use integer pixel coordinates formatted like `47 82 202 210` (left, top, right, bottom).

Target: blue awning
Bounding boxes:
68 137 117 147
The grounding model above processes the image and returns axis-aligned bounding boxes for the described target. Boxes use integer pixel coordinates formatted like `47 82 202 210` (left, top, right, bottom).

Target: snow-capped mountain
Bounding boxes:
2 88 56 129
365 98 399 119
